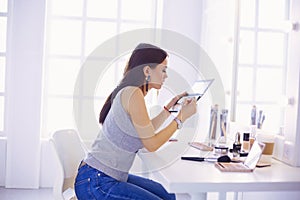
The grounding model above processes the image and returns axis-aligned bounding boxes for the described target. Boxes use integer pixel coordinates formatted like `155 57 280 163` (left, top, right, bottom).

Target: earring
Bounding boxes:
145 75 150 92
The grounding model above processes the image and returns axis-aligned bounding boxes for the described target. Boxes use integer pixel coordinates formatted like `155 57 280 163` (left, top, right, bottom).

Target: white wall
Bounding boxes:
39 140 59 187
284 0 300 166
0 138 6 186
162 0 203 44
160 0 212 141
4 0 46 188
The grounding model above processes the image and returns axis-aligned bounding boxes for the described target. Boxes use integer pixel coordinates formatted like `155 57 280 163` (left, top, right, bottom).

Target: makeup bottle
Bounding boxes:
208 104 218 146
232 132 241 160
243 132 250 152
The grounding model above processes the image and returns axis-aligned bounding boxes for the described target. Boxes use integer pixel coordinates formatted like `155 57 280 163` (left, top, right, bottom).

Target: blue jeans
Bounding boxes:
74 162 176 200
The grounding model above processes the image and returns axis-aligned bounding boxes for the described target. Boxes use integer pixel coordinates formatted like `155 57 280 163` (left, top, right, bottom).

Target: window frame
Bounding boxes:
231 0 290 133
41 0 160 139
0 0 9 136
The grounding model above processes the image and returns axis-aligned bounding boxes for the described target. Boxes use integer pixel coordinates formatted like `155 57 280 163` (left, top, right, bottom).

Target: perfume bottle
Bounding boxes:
232 132 241 159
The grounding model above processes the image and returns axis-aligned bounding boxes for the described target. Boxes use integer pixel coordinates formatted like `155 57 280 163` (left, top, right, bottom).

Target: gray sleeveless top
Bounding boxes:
84 88 144 182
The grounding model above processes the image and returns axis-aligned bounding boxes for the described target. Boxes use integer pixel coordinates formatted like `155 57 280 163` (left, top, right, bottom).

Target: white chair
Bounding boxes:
50 129 87 200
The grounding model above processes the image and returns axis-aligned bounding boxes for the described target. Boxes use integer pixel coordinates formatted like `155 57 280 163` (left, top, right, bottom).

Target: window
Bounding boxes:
236 0 289 132
0 0 8 134
201 0 290 134
42 0 160 141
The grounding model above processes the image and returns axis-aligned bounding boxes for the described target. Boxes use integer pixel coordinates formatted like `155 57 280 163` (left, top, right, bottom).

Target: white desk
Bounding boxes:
138 128 300 200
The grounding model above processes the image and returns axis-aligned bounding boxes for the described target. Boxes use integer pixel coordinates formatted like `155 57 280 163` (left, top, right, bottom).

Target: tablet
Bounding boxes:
178 79 214 103
169 79 214 112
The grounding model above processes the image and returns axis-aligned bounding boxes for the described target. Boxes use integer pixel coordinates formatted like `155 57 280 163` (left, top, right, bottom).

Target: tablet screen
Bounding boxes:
177 79 214 103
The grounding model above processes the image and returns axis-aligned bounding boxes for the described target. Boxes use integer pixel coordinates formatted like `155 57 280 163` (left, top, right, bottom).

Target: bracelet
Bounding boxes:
174 117 183 129
163 106 170 113
164 106 183 129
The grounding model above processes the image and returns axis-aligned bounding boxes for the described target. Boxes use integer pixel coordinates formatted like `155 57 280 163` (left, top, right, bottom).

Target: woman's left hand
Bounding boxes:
165 92 188 110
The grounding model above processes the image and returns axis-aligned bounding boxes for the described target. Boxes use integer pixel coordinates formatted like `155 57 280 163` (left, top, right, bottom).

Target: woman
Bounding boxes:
75 43 197 199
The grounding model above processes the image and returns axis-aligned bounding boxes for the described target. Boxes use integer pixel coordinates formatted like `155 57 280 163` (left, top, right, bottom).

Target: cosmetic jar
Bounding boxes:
214 146 229 155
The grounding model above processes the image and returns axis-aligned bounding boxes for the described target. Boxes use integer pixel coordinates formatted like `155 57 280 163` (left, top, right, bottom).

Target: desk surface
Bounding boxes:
138 129 300 195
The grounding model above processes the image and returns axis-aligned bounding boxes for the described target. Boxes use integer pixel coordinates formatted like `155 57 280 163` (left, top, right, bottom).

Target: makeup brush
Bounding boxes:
181 155 231 163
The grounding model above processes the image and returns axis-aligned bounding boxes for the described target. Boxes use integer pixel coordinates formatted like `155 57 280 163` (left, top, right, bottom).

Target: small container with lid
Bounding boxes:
214 146 229 155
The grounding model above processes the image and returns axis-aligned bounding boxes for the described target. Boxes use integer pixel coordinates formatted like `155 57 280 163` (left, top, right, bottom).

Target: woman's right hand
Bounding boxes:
179 98 197 122
165 91 188 110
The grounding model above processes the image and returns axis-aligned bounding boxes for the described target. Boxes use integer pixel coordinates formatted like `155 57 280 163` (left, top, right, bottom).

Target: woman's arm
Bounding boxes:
150 109 170 130
122 87 196 152
151 92 188 130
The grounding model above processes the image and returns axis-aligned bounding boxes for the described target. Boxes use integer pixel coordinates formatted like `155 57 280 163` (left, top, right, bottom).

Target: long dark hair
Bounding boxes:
99 43 168 124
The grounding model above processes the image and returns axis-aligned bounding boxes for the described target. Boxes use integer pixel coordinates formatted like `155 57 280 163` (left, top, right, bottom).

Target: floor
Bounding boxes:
0 188 192 200
0 187 211 200
0 187 220 200
0 187 194 200
0 187 54 200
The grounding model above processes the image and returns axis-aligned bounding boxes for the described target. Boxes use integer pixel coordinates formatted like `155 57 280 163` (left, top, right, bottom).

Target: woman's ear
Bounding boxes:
143 65 151 76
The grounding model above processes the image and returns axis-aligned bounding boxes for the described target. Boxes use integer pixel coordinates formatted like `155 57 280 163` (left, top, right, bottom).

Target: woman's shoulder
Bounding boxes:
120 86 144 112
121 86 143 98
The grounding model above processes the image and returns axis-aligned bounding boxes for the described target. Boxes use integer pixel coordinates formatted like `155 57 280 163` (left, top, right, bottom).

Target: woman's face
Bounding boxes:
149 58 168 90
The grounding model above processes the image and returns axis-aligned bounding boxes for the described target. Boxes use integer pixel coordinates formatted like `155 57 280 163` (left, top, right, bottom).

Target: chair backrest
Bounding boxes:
50 129 86 200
